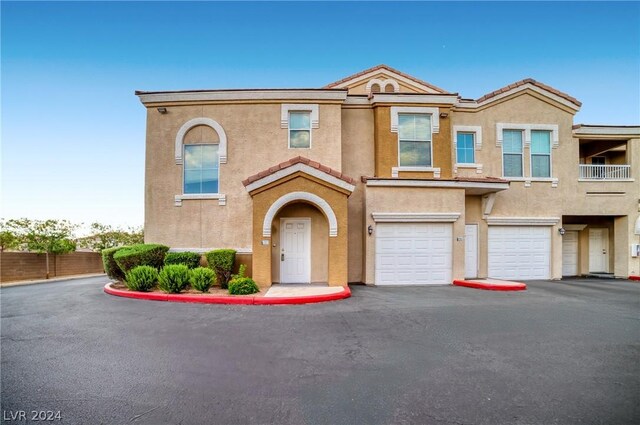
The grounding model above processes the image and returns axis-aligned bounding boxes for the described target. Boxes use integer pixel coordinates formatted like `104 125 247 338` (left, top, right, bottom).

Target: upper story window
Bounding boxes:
531 130 551 178
502 130 524 177
398 113 432 167
456 132 475 164
184 144 219 194
289 111 311 148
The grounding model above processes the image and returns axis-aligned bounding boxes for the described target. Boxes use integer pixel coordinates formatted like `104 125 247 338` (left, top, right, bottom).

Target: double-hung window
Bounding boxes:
184 144 219 194
398 113 432 167
531 130 551 178
289 111 311 148
502 130 523 177
456 132 475 164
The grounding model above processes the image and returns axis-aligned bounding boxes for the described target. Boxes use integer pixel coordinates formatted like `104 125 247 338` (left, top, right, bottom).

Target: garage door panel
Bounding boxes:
376 223 452 285
488 226 550 280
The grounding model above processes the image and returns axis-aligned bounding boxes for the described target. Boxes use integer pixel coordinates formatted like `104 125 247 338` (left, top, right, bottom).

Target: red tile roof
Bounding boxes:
476 78 581 107
324 64 449 94
242 156 356 187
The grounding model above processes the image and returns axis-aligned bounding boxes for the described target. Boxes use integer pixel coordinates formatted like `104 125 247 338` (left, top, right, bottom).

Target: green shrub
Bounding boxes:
189 267 216 292
228 277 259 295
124 265 158 292
164 251 202 269
102 246 128 281
205 249 236 289
114 244 169 273
158 264 190 293
232 264 247 280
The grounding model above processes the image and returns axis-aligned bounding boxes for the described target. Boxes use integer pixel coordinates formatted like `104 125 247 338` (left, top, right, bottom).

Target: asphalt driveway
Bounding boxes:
2 277 639 425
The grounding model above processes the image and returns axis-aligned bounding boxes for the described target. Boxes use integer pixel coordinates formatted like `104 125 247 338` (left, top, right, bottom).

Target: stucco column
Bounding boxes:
613 216 630 278
551 223 563 280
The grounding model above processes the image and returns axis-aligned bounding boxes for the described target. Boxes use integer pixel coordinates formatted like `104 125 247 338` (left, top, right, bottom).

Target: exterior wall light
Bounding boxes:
368 225 373 236
558 227 566 235
157 107 168 114
439 112 449 118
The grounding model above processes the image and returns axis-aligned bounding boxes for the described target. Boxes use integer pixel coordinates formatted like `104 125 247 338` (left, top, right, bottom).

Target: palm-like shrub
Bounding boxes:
158 264 190 293
190 267 216 292
228 265 258 295
124 265 158 292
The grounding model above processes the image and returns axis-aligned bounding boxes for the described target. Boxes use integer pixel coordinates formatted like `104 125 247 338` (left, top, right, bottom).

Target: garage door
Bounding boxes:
376 223 452 285
488 226 550 280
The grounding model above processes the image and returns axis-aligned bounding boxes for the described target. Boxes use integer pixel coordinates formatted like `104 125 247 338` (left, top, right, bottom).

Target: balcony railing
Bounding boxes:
579 164 631 180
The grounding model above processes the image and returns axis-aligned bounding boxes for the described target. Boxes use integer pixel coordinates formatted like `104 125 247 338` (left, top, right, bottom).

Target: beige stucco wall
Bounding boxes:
144 102 343 252
341 107 375 282
270 203 328 283
363 186 466 285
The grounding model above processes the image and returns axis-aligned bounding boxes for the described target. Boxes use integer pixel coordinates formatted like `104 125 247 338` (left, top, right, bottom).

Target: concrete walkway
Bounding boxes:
0 273 107 288
264 285 345 297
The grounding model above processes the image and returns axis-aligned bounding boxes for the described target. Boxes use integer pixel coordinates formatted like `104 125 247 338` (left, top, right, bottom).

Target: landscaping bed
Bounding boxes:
109 281 266 297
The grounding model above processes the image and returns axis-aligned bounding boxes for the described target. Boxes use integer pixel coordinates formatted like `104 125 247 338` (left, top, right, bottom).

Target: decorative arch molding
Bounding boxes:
263 191 338 238
366 78 400 94
175 117 228 165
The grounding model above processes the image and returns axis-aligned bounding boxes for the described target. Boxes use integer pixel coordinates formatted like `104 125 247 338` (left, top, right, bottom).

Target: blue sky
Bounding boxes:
2 1 639 229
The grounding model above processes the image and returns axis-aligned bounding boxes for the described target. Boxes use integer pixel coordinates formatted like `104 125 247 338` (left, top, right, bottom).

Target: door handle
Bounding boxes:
602 250 606 254
281 253 285 261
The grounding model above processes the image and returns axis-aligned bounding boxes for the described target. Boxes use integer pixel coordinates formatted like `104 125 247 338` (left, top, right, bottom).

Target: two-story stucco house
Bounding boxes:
136 65 640 287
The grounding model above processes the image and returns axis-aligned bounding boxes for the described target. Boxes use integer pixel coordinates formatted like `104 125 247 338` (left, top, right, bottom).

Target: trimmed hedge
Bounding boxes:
164 251 201 269
114 244 169 273
190 267 216 292
125 265 158 292
158 264 190 293
102 246 128 281
228 277 259 295
205 249 236 289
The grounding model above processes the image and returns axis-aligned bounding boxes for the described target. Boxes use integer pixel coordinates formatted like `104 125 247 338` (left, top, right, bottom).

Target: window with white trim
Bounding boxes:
456 132 475 164
288 111 311 148
531 130 551 178
184 144 219 194
502 130 523 177
398 113 432 167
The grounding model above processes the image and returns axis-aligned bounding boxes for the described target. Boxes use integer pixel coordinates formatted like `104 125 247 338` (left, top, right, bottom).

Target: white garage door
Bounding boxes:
376 223 452 285
488 226 551 280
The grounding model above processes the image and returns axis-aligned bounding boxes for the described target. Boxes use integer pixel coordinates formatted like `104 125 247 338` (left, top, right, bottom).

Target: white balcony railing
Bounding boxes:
579 164 631 180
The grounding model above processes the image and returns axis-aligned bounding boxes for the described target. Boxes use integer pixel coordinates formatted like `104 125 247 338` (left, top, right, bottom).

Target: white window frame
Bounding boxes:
530 129 552 178
453 125 483 174
287 110 312 149
501 129 525 178
175 143 225 206
396 112 434 169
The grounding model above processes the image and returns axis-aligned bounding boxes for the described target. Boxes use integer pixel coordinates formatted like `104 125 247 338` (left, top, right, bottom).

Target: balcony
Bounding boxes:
579 164 631 180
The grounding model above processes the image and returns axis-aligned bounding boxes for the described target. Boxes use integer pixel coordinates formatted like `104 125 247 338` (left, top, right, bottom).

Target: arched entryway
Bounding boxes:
242 157 355 287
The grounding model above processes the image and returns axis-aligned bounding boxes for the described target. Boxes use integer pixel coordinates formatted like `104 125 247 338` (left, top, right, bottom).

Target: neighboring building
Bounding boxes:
136 65 640 287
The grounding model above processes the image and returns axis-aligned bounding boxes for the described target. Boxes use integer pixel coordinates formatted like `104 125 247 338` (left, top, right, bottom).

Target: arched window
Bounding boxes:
384 84 395 93
370 83 381 93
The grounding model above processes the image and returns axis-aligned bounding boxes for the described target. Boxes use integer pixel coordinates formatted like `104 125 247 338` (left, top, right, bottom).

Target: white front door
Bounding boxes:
562 231 579 276
375 223 452 285
589 228 609 272
488 226 551 280
465 224 478 278
280 218 311 283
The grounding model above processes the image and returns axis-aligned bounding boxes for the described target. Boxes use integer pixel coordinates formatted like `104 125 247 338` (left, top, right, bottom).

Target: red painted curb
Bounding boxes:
629 276 640 281
453 279 527 291
104 283 351 305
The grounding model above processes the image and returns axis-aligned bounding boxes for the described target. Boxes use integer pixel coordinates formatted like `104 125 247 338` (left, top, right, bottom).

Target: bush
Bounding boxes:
102 246 128 281
228 277 259 295
125 265 158 292
205 249 236 289
114 244 169 273
157 264 190 293
164 251 201 269
190 267 216 292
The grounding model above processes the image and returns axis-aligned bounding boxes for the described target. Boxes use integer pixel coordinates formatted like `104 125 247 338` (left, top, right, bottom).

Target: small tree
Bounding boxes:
0 220 20 252
77 222 144 252
6 219 78 279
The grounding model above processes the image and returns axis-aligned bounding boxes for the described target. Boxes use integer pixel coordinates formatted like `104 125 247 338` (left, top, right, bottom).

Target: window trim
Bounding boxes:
175 143 225 206
453 125 483 174
455 132 476 164
501 129 525 178
281 104 319 128
396 112 434 168
530 130 552 178
288 111 312 149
